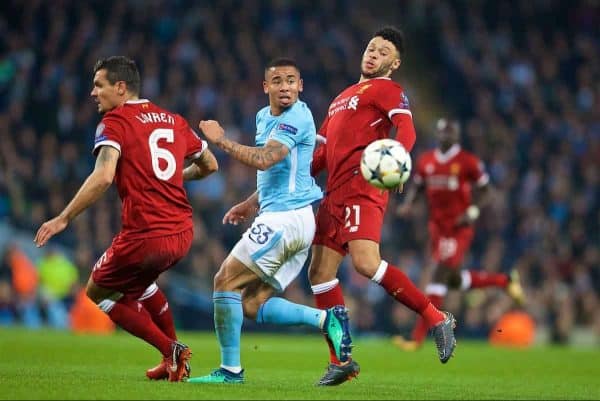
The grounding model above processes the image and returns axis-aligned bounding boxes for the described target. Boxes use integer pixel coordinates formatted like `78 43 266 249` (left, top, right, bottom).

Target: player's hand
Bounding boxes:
34 215 69 247
223 201 258 225
198 120 225 143
391 182 404 194
455 205 480 227
455 213 476 227
455 213 470 227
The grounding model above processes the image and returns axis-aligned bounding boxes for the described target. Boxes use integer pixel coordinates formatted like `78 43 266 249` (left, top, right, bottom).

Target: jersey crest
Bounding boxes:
356 84 371 94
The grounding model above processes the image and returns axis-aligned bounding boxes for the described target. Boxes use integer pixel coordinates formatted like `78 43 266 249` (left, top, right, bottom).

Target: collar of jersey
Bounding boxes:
434 144 461 164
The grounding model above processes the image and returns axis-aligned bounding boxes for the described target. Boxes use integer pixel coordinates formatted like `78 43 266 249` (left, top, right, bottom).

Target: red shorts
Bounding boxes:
313 174 388 256
428 221 474 269
91 229 193 299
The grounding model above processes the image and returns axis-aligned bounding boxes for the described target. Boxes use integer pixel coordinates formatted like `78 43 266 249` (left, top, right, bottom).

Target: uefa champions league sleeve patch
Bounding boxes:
278 123 298 135
94 122 107 143
399 92 410 109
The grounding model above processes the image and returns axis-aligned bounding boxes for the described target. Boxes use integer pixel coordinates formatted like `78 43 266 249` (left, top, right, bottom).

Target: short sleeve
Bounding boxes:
373 83 412 122
373 84 416 151
179 117 206 159
93 115 124 156
270 117 302 150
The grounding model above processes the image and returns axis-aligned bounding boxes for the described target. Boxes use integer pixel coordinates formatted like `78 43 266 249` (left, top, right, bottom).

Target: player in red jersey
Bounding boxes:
392 117 524 351
33 56 219 382
308 26 457 386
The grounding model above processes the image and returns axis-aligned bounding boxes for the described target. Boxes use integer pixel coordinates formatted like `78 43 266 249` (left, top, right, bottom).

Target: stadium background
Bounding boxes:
0 0 598 347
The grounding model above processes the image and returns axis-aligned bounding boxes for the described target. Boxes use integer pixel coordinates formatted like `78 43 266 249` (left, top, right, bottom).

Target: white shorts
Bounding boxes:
230 204 315 292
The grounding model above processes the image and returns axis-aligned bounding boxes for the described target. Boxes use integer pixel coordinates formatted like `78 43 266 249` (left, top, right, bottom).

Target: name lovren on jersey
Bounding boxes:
135 112 175 125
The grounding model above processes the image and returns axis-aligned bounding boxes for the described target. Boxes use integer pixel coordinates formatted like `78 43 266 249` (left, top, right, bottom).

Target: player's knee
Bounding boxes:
85 281 122 311
85 282 103 304
213 265 230 291
350 253 379 277
85 286 117 315
307 265 320 283
308 263 332 284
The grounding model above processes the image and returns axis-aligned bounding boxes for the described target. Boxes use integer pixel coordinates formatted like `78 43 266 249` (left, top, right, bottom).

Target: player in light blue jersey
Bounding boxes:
187 58 354 384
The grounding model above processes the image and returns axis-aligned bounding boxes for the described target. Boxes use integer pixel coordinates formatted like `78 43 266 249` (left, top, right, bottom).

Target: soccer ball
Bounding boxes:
360 138 412 189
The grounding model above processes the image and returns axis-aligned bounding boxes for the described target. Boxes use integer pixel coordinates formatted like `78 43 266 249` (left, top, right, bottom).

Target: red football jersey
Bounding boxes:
414 144 489 230
93 99 206 239
318 77 416 194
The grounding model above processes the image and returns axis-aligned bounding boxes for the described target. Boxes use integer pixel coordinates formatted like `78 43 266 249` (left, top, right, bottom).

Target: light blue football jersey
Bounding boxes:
255 100 323 212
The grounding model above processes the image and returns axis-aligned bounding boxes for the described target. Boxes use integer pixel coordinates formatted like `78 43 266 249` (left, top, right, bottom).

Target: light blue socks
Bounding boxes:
256 297 324 329
213 291 243 369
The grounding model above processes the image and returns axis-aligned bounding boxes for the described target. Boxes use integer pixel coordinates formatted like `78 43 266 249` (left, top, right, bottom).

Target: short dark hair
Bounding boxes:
265 57 300 74
373 26 405 57
93 56 141 95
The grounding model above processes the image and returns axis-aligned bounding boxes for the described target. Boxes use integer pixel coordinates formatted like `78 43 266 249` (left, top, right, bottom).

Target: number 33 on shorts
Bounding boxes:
248 223 275 245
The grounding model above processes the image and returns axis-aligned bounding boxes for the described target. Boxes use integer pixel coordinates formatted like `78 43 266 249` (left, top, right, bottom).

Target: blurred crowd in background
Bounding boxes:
0 0 598 345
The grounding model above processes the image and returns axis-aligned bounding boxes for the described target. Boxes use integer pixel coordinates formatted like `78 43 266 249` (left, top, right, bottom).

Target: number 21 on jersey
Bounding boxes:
344 205 360 233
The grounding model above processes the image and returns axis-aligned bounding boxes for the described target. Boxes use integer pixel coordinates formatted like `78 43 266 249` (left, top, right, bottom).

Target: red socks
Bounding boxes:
314 284 345 310
380 265 444 326
313 282 346 364
411 294 444 343
140 287 177 340
467 270 509 289
108 296 172 357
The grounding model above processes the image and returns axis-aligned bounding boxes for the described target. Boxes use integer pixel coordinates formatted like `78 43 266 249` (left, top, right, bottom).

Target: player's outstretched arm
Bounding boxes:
198 120 289 171
183 148 219 181
223 191 259 225
34 146 119 247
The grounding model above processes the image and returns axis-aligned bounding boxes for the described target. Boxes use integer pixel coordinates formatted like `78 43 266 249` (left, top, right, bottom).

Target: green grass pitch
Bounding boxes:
1 327 599 400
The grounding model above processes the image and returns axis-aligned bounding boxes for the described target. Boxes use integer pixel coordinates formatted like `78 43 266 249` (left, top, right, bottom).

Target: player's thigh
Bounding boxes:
85 276 122 304
91 230 192 299
91 237 146 298
313 200 347 256
431 226 474 269
142 229 193 273
214 253 262 292
347 239 382 277
339 198 386 246
308 244 345 284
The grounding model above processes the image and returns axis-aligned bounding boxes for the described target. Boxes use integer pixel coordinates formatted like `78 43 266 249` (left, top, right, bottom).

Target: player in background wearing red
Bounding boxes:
308 26 457 386
34 56 219 382
393 117 525 351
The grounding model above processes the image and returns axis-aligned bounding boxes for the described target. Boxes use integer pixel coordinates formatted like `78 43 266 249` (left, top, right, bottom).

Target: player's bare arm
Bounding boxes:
221 139 287 171
34 146 118 247
199 120 288 170
456 182 491 226
183 148 219 181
